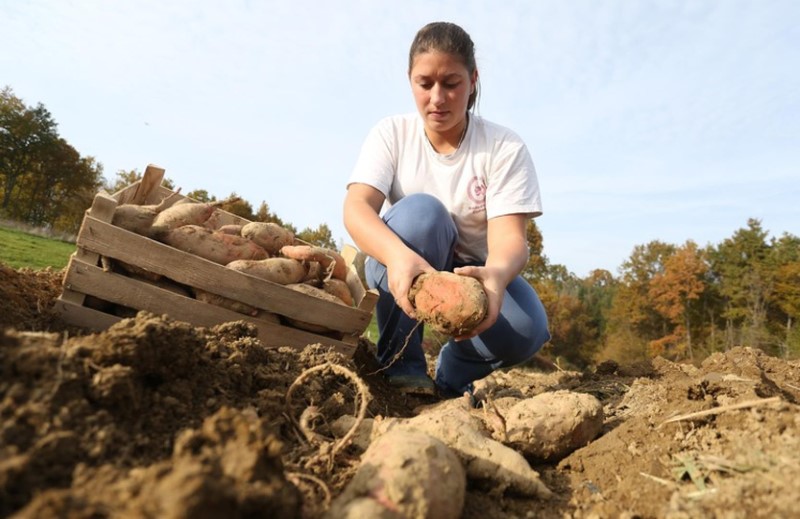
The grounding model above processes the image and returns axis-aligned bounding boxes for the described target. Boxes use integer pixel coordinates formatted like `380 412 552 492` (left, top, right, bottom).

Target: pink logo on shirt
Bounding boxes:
467 176 486 203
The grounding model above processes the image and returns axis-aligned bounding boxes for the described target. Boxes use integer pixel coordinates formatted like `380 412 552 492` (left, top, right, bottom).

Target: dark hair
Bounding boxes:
408 21 480 112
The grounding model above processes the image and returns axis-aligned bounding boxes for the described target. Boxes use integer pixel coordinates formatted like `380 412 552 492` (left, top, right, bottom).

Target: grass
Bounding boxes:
0 225 75 269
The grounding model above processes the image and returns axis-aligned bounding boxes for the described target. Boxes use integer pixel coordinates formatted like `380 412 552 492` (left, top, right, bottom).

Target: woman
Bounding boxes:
344 21 550 399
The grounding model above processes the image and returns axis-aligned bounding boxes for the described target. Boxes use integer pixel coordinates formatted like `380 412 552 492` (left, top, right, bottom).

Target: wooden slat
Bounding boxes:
60 259 356 354
54 298 122 331
131 164 166 205
75 216 371 334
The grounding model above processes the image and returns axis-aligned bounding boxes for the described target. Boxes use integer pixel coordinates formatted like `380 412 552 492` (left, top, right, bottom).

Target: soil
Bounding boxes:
1 263 799 518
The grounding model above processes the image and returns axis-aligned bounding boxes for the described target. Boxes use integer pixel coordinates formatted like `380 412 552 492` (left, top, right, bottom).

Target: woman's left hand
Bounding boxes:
451 264 506 340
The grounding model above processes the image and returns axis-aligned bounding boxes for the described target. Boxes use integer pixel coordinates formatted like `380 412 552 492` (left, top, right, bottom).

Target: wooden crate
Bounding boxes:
55 165 377 355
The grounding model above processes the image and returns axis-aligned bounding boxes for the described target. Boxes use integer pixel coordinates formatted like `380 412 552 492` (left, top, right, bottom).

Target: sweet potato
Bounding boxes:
108 258 163 282
332 407 552 499
226 258 307 285
286 283 348 305
328 430 466 519
280 244 347 281
408 271 488 336
192 288 259 316
111 191 182 236
241 222 295 255
322 278 355 306
159 225 268 264
503 391 604 462
302 261 324 286
216 224 243 236
150 197 239 236
282 283 347 334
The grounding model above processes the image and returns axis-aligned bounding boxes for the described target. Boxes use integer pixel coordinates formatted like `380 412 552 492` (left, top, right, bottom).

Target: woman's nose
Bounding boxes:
430 83 446 106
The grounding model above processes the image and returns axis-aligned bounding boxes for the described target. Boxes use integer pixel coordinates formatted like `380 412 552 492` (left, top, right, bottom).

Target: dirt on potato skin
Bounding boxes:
1 264 799 519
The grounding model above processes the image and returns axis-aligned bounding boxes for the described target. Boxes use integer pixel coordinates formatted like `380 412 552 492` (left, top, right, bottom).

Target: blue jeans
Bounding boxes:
365 193 551 396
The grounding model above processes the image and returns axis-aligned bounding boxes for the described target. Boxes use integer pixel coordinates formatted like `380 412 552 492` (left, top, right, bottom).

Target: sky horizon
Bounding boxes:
2 1 798 277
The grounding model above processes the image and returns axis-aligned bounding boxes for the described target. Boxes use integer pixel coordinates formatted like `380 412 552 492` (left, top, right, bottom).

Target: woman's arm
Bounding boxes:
343 183 433 317
454 213 530 339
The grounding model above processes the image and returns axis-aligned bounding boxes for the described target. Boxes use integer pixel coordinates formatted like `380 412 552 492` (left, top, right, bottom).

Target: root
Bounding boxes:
368 320 422 376
286 362 371 469
286 471 332 509
299 405 328 443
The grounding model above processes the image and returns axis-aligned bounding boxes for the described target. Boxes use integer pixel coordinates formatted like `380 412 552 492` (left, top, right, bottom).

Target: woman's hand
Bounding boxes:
386 249 434 318
452 265 506 340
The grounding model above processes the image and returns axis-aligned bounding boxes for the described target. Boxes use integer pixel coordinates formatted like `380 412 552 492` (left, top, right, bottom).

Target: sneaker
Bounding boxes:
386 374 436 396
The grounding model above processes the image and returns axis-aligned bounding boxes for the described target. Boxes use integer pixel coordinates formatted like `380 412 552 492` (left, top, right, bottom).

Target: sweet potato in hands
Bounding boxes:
328 430 466 519
408 271 488 336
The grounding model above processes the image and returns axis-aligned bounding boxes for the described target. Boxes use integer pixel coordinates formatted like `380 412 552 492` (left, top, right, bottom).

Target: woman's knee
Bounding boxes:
494 314 550 366
385 194 455 240
488 280 550 366
383 194 457 268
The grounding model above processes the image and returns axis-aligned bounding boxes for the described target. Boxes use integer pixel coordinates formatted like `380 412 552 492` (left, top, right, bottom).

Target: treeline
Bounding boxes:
525 219 800 367
0 87 104 233
0 86 334 248
4 87 798 365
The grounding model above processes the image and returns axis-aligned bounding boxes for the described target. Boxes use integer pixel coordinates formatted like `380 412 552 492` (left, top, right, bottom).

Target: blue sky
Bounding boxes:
2 0 798 277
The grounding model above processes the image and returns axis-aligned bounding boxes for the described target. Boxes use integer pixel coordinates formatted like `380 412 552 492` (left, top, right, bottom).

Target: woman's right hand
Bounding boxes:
385 249 434 319
343 184 434 317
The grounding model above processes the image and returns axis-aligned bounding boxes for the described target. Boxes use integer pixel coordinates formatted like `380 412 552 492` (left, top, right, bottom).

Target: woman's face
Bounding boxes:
409 51 476 136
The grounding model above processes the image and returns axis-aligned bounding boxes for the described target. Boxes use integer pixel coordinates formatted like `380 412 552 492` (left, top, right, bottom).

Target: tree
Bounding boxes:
0 87 58 211
521 219 546 283
770 233 800 357
298 223 336 249
648 241 708 360
604 241 675 361
709 219 772 350
253 201 298 234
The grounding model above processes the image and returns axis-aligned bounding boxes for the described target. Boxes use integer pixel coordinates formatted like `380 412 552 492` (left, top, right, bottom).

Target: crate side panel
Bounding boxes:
62 259 355 353
54 298 122 331
75 216 371 334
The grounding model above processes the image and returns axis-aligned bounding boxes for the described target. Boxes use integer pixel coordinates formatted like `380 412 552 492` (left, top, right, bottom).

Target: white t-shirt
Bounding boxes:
349 113 542 263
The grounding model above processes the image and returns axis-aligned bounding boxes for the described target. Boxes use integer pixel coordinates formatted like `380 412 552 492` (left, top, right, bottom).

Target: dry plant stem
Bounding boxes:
661 396 782 426
367 320 423 376
639 472 679 489
285 363 371 466
286 471 332 509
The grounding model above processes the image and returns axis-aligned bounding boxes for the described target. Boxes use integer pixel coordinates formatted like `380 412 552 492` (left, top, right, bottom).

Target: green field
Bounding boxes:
0 226 75 269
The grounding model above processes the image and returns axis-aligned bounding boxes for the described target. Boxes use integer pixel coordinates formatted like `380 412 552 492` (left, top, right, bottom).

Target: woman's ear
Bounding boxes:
471 69 479 93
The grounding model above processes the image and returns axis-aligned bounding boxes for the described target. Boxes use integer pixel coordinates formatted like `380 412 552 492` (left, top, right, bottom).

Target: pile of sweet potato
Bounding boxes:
327 390 605 517
109 194 357 322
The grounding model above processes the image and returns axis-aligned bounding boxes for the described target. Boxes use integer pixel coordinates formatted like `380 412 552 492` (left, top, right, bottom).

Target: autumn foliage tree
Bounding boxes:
647 241 707 360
